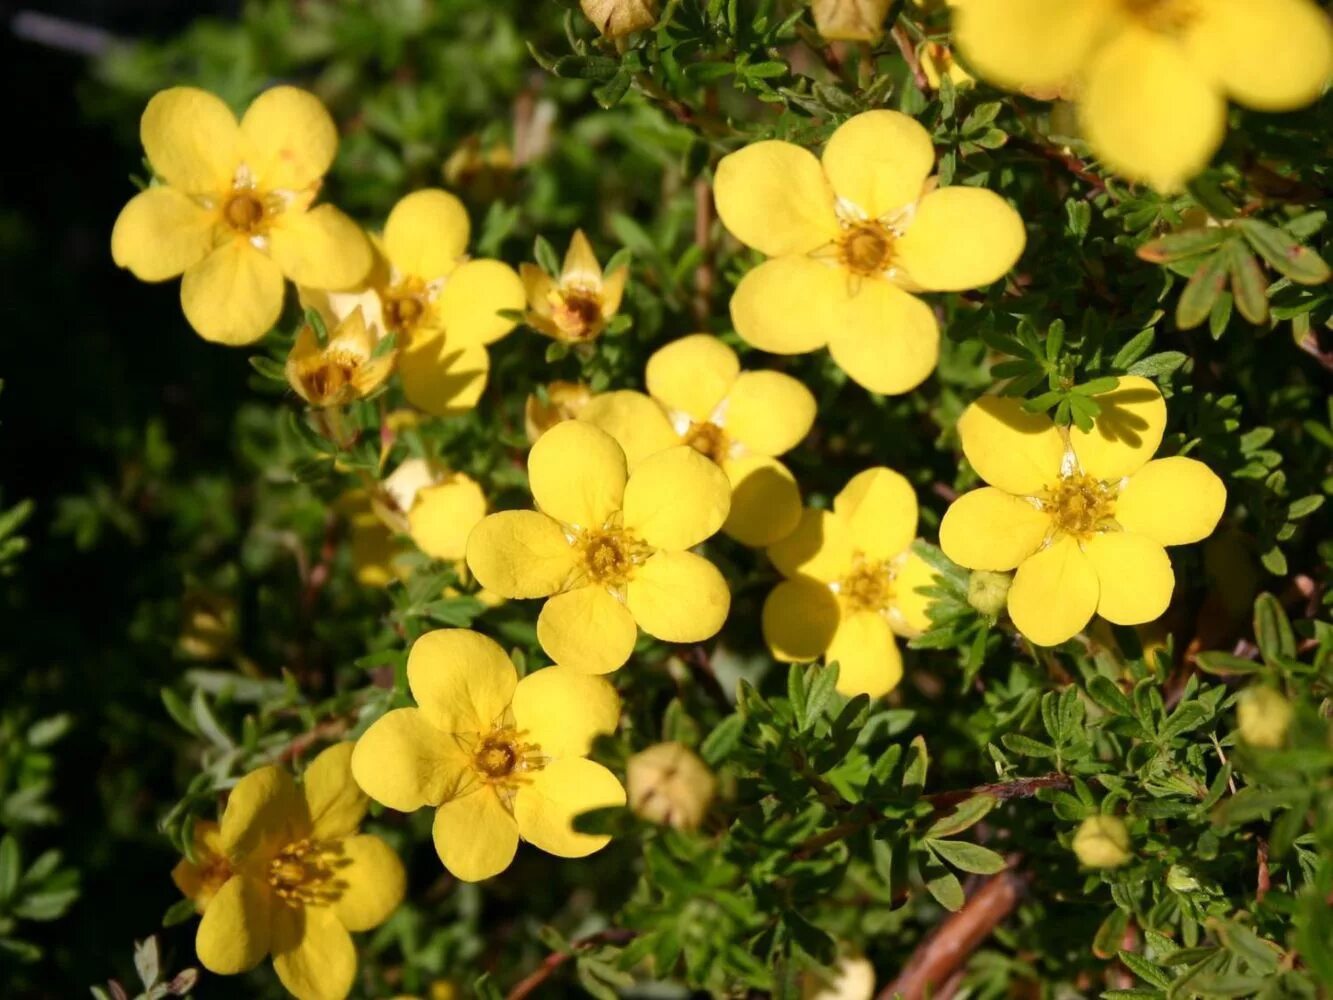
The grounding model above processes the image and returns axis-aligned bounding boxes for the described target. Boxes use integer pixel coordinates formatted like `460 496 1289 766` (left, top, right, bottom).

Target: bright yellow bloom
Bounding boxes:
285 307 395 408
525 381 593 443
811 0 893 41
938 377 1226 647
581 0 658 37
626 741 716 831
582 334 817 546
351 629 625 881
521 231 628 343
301 188 524 416
111 87 371 346
192 744 405 1000
1237 686 1293 749
466 421 732 674
1072 814 1131 868
376 458 489 563
172 820 232 913
952 0 1333 191
714 110 1025 396
763 468 937 697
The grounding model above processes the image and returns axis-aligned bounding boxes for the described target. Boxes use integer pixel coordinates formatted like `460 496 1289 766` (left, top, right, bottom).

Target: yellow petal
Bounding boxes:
350 708 470 812
140 87 240 194
1008 536 1099 646
301 743 367 840
762 576 840 662
767 508 856 583
269 205 371 291
465 510 576 598
537 585 638 675
825 280 940 395
821 110 935 218
601 265 629 316
833 467 918 560
181 241 284 346
1080 24 1227 191
514 758 625 858
561 229 604 285
713 141 840 257
645 334 739 421
957 395 1064 496
521 262 557 315
432 788 519 881
939 487 1051 571
826 609 903 697
1115 456 1227 546
529 420 628 529
580 390 680 469
896 187 1025 292
723 371 816 457
721 454 803 547
730 256 842 354
888 549 936 637
383 188 470 280
240 86 338 192
271 904 355 1000
625 550 730 642
511 666 622 757
195 876 271 974
400 338 490 416
438 259 525 346
111 187 214 281
220 765 307 861
408 475 488 561
1084 532 1174 626
951 0 1109 92
330 834 405 932
1186 0 1333 111
408 629 517 734
1069 376 1165 480
623 446 730 550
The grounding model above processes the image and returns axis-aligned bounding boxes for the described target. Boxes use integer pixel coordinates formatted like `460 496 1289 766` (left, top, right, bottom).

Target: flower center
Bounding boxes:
298 353 360 405
383 279 431 334
470 727 544 790
681 420 729 464
267 839 346 908
576 527 649 587
222 190 267 234
1043 473 1118 539
551 287 603 340
1119 0 1199 32
838 558 894 613
838 221 896 276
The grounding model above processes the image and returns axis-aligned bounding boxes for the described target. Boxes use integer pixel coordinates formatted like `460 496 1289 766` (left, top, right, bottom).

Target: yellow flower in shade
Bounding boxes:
524 380 593 443
1072 814 1131 869
626 741 716 831
713 110 1025 396
763 468 937 698
172 821 232 913
1237 686 1293 749
111 87 371 346
285 307 395 408
350 629 625 881
938 377 1227 647
193 744 405 1000
811 0 893 41
466 421 732 675
301 188 524 416
580 0 658 38
581 334 817 546
521 231 628 343
952 0 1333 191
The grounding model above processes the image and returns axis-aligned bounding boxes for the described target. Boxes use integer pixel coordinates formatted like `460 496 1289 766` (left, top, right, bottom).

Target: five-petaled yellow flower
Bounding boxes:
714 109 1025 395
285 307 395 408
939 377 1226 646
522 230 628 343
351 629 625 881
763 468 937 698
112 86 371 345
192 743 405 1000
301 188 524 416
466 420 732 674
581 334 817 546
952 0 1333 192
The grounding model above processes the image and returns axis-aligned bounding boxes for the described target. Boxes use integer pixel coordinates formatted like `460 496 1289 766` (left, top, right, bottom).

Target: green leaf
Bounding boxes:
1176 251 1231 330
903 735 929 796
1253 593 1295 663
1118 950 1174 989
533 235 561 276
1113 328 1155 369
923 866 965 911
1127 352 1187 377
1001 733 1056 758
926 794 997 838
927 838 1008 874
1227 243 1268 325
1195 652 1263 676
0 836 19 903
1236 219 1331 285
1086 676 1134 716
699 714 744 765
1137 228 1229 264
802 663 839 731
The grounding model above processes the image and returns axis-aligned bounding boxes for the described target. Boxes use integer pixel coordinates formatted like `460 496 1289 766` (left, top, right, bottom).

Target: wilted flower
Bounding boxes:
811 0 893 42
580 0 658 38
285 307 395 408
522 231 628 344
626 742 716 831
524 381 593 443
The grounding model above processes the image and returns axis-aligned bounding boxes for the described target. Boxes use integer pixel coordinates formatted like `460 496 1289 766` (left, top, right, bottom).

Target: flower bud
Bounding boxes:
626 741 715 831
801 954 875 1000
524 381 592 443
811 0 893 42
177 590 237 661
580 0 657 39
1237 686 1292 749
1072 814 1131 869
967 570 1011 619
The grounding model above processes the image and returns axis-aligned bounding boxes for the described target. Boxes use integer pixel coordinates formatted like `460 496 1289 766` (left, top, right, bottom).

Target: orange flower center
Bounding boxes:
576 527 649 587
383 279 431 335
1043 473 1117 539
551 287 604 340
1120 0 1199 32
267 839 346 908
297 353 361 406
470 727 544 790
222 190 267 234
681 420 729 464
838 221 896 276
838 557 894 613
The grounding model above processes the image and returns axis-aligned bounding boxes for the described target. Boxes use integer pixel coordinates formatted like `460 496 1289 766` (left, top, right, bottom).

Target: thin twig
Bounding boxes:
891 25 929 92
505 929 637 1000
1256 837 1271 904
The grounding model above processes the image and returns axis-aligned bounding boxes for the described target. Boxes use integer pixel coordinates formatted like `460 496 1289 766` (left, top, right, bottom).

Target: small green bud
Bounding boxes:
1072 814 1131 869
967 570 1012 619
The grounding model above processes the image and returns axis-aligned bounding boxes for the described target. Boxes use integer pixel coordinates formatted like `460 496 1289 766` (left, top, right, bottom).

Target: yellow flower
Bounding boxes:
801 954 876 1000
376 458 489 563
920 42 975 91
763 468 937 698
193 744 405 1000
351 629 625 881
952 0 1333 191
172 820 232 913
714 110 1025 395
811 0 893 42
1072 814 1131 869
580 0 658 38
111 87 371 346
466 421 731 675
521 230 628 343
301 188 525 416
938 377 1227 647
524 380 593 443
1237 686 1293 749
582 334 817 546
285 307 395 408
177 589 237 661
626 741 716 831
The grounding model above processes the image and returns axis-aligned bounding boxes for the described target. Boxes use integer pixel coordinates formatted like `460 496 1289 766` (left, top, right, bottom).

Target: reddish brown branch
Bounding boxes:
1256 837 1271 904
276 718 352 763
924 772 1073 812
505 929 637 1000
692 176 715 325
891 26 929 92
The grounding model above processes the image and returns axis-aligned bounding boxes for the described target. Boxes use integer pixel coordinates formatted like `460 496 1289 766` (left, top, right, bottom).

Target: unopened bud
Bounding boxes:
1237 686 1292 749
1072 814 1131 869
811 0 893 42
626 741 715 831
580 0 658 39
801 954 875 1000
967 570 1011 619
524 381 592 443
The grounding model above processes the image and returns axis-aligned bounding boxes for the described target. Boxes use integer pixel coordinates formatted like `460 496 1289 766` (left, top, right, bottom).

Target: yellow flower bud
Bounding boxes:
177 590 237 661
580 0 657 39
524 381 593 443
966 570 1011 619
801 954 876 1000
626 742 716 831
811 0 893 42
1072 815 1131 869
1237 687 1293 749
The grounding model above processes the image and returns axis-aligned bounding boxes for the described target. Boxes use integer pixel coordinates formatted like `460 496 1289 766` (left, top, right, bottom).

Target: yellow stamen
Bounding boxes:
383 278 431 335
550 286 604 340
1043 473 1118 539
267 839 348 909
838 221 896 276
575 527 649 587
681 421 729 464
222 190 267 234
839 558 894 613
1119 0 1199 33
469 727 545 791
